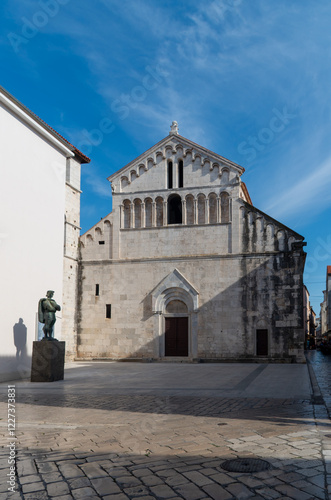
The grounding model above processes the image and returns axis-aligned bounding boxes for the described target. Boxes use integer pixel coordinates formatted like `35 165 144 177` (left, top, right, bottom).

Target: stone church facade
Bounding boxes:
77 122 306 363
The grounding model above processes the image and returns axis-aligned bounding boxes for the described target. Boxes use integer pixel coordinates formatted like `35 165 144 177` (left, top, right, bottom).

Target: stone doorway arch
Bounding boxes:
151 269 199 359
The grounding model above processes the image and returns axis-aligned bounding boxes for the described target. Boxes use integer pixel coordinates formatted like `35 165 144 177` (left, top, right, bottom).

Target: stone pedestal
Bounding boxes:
31 341 65 382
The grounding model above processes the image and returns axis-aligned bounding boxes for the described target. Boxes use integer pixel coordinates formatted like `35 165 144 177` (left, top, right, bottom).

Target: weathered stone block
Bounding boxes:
31 341 65 382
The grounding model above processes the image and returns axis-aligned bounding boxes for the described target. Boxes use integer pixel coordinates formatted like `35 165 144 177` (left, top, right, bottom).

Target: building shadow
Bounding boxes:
13 318 27 362
0 319 30 382
0 378 326 429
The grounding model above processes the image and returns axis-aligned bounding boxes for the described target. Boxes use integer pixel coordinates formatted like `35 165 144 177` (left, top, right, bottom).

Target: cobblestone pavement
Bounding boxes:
1 357 331 499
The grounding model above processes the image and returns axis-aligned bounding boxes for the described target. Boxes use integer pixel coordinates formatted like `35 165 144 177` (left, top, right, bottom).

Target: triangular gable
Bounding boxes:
152 269 199 313
108 130 245 190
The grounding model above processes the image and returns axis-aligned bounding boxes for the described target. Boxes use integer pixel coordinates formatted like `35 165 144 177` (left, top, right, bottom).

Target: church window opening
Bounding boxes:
167 161 173 189
168 194 182 224
98 241 105 245
106 304 112 319
95 284 99 296
178 160 184 188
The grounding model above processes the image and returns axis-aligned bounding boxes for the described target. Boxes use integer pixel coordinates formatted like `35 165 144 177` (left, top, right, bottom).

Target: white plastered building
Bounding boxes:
0 86 89 381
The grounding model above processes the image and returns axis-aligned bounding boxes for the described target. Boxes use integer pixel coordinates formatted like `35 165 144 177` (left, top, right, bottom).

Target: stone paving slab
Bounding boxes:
0 357 330 499
0 361 311 399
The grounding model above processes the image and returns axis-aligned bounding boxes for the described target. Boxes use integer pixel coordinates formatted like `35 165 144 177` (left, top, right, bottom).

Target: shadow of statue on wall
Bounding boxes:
13 318 27 361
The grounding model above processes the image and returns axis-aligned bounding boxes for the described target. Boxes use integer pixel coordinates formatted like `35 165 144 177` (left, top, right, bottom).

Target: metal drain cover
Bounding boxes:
221 458 271 473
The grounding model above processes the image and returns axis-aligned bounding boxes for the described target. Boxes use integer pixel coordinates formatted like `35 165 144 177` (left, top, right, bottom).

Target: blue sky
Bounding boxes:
1 0 331 314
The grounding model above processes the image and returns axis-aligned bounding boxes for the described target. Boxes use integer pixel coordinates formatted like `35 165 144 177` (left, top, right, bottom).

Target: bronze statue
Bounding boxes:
38 291 61 340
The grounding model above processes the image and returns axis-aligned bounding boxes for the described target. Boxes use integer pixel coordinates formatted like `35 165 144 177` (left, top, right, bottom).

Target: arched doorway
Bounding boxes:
151 269 199 359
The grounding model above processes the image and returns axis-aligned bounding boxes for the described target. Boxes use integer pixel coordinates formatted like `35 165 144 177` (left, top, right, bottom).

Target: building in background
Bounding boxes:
310 307 316 347
0 86 89 382
303 285 317 349
320 266 331 340
315 317 321 343
78 122 307 363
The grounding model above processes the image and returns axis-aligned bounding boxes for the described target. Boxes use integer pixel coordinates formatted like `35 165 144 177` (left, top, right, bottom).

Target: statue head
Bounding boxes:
46 290 54 298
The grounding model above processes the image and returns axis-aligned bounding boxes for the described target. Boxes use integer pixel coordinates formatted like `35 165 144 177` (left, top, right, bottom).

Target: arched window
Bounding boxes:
167 161 173 189
168 194 182 224
209 193 217 224
186 195 194 225
134 199 142 228
123 200 131 228
178 159 184 188
197 194 206 224
156 197 164 227
145 198 153 228
220 192 230 223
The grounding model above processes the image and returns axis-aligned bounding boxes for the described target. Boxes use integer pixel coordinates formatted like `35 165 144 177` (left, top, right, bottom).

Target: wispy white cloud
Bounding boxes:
265 154 331 220
83 168 111 198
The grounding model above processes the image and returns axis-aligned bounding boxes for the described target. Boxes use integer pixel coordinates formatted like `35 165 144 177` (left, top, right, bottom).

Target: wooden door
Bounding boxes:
256 329 268 356
165 317 188 356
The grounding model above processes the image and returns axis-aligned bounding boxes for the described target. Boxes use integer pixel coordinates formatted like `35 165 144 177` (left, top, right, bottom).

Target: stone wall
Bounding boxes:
77 245 305 362
62 157 82 358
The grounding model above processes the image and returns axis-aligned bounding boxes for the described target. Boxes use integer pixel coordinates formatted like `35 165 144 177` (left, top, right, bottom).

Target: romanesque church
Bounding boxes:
77 122 306 363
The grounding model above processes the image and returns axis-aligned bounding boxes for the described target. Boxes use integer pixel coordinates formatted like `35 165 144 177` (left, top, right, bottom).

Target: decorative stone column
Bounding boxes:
216 196 221 223
205 198 208 224
141 202 146 228
182 199 187 225
194 198 198 225
152 201 156 227
130 202 134 229
163 200 168 226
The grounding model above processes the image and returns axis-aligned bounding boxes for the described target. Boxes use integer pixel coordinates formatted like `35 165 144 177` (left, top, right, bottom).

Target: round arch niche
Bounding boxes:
166 300 188 314
168 194 182 225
